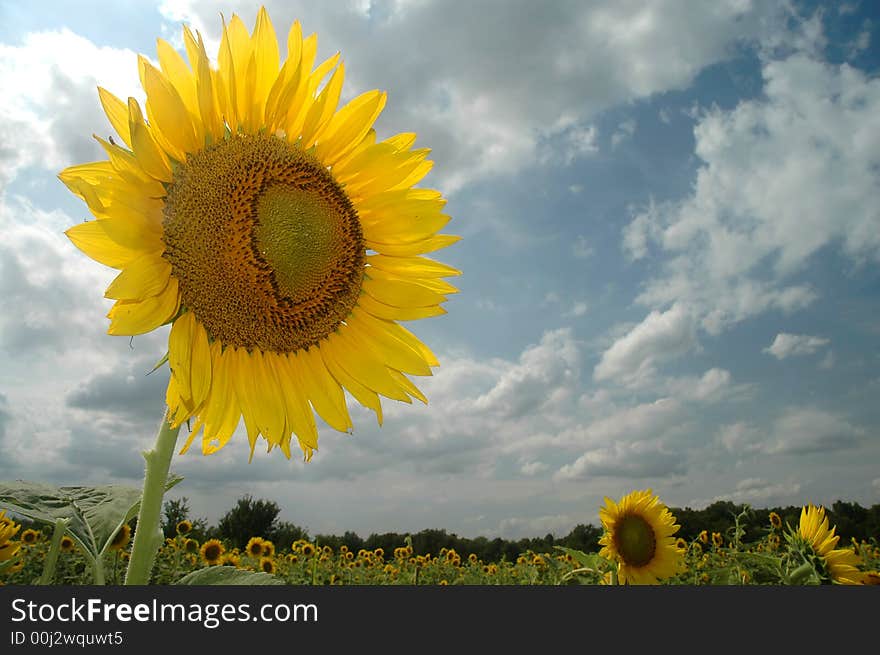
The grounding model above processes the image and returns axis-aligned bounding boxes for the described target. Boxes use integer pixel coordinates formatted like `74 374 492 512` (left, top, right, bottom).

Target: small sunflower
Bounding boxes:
675 538 687 551
20 529 40 545
711 532 724 548
108 524 132 551
301 543 315 557
246 537 265 558
221 553 241 567
598 489 684 585
61 6 459 463
200 539 226 565
176 520 192 536
769 511 782 530
259 557 276 575
796 504 864 585
698 530 709 544
59 536 76 553
183 538 199 554
261 540 276 558
0 513 21 564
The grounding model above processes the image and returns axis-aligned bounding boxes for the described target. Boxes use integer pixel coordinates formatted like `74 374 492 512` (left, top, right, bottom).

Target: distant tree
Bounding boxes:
216 495 281 549
270 521 311 549
161 497 209 541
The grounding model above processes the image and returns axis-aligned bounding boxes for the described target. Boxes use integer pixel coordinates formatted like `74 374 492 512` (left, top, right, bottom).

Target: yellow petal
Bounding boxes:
251 6 280 122
156 37 199 118
168 310 196 400
357 292 447 321
139 55 199 158
104 254 172 300
387 369 427 404
97 87 133 148
362 274 447 307
315 90 386 165
190 318 212 410
367 254 461 278
325 328 411 402
107 277 179 335
292 347 352 433
367 234 461 257
345 311 433 376
273 354 318 450
300 62 344 148
319 340 383 425
351 306 439 367
65 221 143 269
127 98 172 182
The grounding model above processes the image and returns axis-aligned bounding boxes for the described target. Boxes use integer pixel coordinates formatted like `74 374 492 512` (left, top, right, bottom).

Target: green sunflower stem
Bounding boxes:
124 409 181 586
38 518 69 585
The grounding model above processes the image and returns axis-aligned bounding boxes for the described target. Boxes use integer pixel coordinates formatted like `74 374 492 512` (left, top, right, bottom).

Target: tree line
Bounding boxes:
162 495 880 563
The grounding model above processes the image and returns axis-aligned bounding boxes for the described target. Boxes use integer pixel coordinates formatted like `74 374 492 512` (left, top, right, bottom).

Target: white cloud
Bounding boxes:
0 29 142 187
555 439 686 481
611 118 636 149
763 333 830 359
624 52 880 333
565 301 589 318
593 303 698 387
156 0 784 193
767 407 864 454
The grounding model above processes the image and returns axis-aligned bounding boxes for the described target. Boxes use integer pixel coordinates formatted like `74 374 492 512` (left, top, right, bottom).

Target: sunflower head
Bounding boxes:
61 5 459 464
246 537 265 558
220 553 241 567
175 520 192 536
21 529 39 545
200 539 226 565
59 536 76 553
792 504 865 585
598 489 684 585
769 511 782 530
260 557 276 574
109 524 132 551
698 529 709 544
711 532 724 548
183 538 199 554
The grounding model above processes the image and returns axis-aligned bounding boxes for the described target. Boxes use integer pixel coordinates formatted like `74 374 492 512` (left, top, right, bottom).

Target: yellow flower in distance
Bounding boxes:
175 520 192 536
598 489 684 585
797 504 864 585
200 539 225 565
108 524 132 551
61 6 459 462
769 511 782 529
60 536 76 553
0 511 21 563
246 537 265 558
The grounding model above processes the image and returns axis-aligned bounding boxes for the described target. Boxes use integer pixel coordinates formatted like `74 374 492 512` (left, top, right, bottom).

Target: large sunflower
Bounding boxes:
61 7 459 461
796 504 864 585
598 489 684 585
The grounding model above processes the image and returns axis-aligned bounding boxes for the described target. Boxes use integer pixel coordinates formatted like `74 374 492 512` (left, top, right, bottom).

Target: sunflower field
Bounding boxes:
2 489 878 586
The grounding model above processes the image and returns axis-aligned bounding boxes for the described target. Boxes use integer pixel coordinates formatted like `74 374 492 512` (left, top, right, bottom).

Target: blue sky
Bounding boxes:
0 1 878 539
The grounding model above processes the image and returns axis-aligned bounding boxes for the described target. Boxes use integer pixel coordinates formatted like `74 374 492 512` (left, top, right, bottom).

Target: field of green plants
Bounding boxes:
2 489 878 586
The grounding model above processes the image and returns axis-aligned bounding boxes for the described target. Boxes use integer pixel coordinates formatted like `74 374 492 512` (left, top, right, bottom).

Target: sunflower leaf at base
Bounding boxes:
174 567 286 585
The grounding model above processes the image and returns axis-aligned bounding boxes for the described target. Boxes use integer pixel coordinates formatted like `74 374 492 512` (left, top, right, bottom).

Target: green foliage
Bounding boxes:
175 567 285 585
0 479 181 568
160 497 209 540
215 495 280 549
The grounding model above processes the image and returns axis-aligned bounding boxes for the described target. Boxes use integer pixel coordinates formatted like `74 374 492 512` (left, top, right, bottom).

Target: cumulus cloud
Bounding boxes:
624 52 880 334
157 0 784 193
763 333 830 359
555 439 686 481
0 29 142 187
593 303 698 387
700 478 803 506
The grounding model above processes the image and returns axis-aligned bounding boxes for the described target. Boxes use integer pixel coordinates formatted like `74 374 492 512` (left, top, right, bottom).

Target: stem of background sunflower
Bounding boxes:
37 518 69 585
124 409 181 585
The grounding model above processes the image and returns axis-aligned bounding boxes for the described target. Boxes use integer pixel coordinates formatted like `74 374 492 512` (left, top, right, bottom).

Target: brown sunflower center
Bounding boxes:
162 133 365 352
613 514 656 568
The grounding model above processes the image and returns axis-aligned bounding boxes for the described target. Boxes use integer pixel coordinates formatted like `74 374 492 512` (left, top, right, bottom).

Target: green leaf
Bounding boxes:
0 476 183 564
553 545 600 570
175 567 286 585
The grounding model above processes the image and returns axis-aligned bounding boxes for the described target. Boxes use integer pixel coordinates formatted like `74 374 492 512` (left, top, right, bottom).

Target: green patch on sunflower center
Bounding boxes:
163 134 365 353
615 514 657 568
